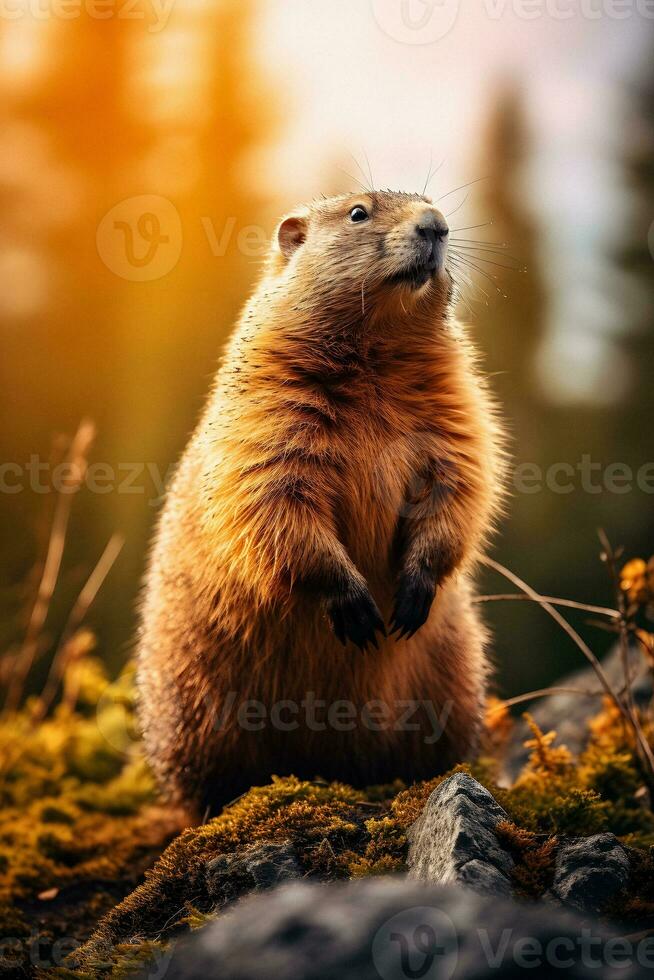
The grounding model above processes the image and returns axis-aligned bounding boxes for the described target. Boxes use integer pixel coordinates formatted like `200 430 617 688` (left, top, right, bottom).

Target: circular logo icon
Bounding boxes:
371 905 458 980
371 0 460 45
96 195 182 282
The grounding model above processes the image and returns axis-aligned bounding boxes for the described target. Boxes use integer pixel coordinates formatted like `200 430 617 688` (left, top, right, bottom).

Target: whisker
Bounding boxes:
448 257 492 303
450 253 498 278
449 254 508 297
350 152 373 192
445 193 470 219
448 253 488 290
450 237 507 247
436 176 488 202
422 151 433 197
450 248 524 271
360 267 374 316
338 165 371 195
451 278 475 318
422 154 445 197
450 221 494 233
454 256 521 274
362 150 375 192
448 266 476 308
450 243 517 258
451 244 515 260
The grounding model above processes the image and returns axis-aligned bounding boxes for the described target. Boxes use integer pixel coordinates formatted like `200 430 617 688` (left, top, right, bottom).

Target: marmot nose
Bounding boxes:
415 215 449 267
415 217 449 243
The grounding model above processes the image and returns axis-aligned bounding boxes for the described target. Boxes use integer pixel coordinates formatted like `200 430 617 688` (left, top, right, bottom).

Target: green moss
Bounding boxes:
495 822 558 899
345 816 407 877
40 804 77 825
73 704 654 973
0 659 181 976
4 650 654 977
70 775 386 972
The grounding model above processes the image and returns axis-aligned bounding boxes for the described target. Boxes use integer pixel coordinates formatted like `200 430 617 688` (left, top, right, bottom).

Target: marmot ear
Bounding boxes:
277 215 308 259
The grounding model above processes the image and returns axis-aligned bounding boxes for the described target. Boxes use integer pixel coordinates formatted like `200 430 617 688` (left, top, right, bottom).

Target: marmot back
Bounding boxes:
137 190 506 821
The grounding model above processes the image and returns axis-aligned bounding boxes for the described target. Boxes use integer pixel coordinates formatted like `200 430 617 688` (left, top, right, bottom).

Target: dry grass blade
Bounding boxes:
4 419 96 713
35 532 125 721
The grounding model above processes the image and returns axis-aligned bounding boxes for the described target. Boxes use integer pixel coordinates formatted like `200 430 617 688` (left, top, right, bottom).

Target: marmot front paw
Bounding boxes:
390 567 437 640
326 585 386 651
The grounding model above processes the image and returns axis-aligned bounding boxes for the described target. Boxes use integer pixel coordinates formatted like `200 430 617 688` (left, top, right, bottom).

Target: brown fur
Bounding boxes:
137 191 506 820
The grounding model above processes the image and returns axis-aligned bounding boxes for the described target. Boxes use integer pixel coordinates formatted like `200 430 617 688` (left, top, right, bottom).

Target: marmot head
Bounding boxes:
269 190 451 321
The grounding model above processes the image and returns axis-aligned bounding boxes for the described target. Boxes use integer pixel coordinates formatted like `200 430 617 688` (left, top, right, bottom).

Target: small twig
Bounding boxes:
585 617 620 634
480 556 628 716
4 421 95 713
482 551 654 787
488 686 605 714
473 593 619 619
598 529 635 708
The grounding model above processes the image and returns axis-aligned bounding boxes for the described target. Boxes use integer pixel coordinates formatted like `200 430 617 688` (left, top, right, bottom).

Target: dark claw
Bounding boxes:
391 566 437 641
326 584 386 651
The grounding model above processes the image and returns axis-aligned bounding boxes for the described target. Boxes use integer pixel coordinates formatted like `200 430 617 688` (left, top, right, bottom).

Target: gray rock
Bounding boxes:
407 772 515 897
504 643 650 781
205 840 302 904
156 877 649 979
456 858 514 898
550 833 631 914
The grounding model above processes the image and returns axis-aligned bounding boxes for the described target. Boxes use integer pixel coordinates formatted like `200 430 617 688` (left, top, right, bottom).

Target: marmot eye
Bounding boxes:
349 206 369 223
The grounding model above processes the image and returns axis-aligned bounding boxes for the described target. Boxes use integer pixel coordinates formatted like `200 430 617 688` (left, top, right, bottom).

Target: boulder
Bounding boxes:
205 840 302 904
157 877 649 979
407 772 514 897
550 833 631 914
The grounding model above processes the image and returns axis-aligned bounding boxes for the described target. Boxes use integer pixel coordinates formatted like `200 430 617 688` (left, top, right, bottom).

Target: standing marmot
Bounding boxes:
137 190 505 820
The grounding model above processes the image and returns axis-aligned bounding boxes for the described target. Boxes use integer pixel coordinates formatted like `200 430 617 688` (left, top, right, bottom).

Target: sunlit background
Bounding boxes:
1 0 653 699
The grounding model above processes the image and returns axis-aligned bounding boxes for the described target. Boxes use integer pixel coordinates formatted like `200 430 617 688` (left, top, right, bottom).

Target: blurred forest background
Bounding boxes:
0 0 653 701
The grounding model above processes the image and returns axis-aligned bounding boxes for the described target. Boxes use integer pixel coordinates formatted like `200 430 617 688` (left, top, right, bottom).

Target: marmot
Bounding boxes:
137 190 505 820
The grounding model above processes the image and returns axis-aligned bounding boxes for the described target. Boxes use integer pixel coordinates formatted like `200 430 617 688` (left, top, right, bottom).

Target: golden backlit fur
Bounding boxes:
137 191 506 820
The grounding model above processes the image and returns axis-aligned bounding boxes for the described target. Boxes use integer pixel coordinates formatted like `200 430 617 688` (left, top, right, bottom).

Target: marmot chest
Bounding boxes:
332 420 417 580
